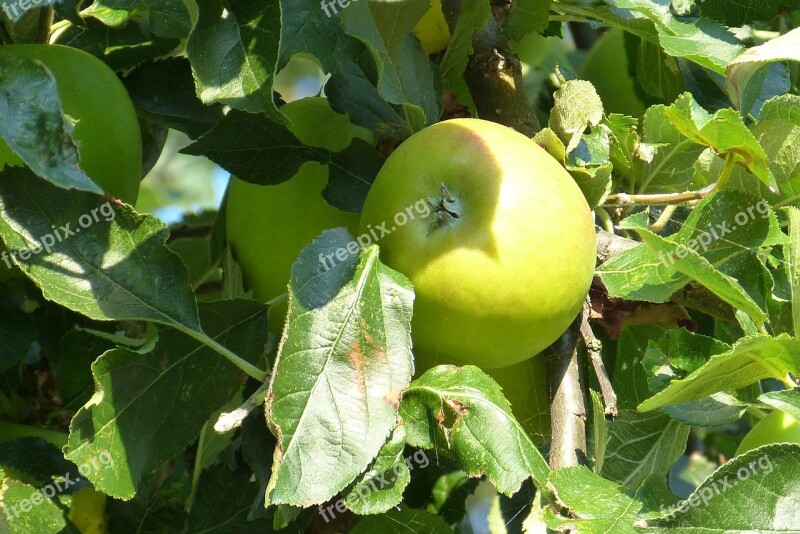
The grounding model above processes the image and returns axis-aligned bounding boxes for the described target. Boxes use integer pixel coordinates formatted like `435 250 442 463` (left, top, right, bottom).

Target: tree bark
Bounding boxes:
544 314 587 469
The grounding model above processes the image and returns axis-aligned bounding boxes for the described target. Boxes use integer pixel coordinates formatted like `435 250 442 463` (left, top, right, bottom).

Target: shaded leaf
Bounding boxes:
187 0 280 117
66 300 269 499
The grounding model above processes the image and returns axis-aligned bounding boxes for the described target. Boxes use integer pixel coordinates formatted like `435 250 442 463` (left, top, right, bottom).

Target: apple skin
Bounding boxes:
360 118 596 368
485 357 550 444
736 410 800 456
0 45 142 204
412 0 451 55
579 29 646 118
227 164 360 331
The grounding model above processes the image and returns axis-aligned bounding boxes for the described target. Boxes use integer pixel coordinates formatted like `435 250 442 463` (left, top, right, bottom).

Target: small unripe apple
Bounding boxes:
360 118 596 368
736 409 800 456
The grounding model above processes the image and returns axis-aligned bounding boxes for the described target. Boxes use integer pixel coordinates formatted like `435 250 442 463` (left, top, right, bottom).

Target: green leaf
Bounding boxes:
633 105 705 194
124 57 225 139
609 0 745 74
54 330 114 411
400 365 550 496
656 17 744 75
549 80 604 154
661 393 749 427
759 389 800 422
0 477 74 534
187 0 281 117
638 334 800 412
503 0 552 41
589 390 608 475
699 0 800 26
186 462 292 533
635 38 684 103
641 326 731 394
642 445 800 532
341 0 439 127
726 28 800 118
0 438 86 493
636 228 766 324
344 424 412 515
65 300 269 499
0 55 102 197
278 0 415 137
182 111 383 213
265 233 414 507
567 127 614 207
599 411 689 489
440 0 491 107
0 168 200 332
350 508 452 533
0 302 37 372
543 466 660 532
722 95 800 207
663 93 776 191
599 191 781 308
56 18 181 72
85 0 192 38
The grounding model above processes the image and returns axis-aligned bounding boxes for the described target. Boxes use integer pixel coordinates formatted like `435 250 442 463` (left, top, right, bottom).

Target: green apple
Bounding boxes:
226 97 369 331
412 0 451 55
0 45 142 204
68 488 109 534
736 409 800 456
226 164 360 331
579 29 646 117
486 357 550 444
360 118 596 368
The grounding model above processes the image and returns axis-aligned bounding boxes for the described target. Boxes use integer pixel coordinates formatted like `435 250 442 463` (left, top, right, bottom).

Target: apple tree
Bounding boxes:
0 1 799 533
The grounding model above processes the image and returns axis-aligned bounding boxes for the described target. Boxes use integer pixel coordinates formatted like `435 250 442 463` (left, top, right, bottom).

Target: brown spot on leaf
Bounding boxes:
346 338 367 395
384 389 403 411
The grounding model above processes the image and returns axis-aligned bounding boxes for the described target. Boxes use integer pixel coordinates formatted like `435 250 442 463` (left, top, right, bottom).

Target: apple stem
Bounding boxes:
426 184 462 235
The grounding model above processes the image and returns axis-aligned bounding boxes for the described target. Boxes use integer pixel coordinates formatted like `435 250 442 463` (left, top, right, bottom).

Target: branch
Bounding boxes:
595 228 639 265
544 312 587 470
442 0 540 136
580 307 617 418
603 183 717 208
595 228 736 323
